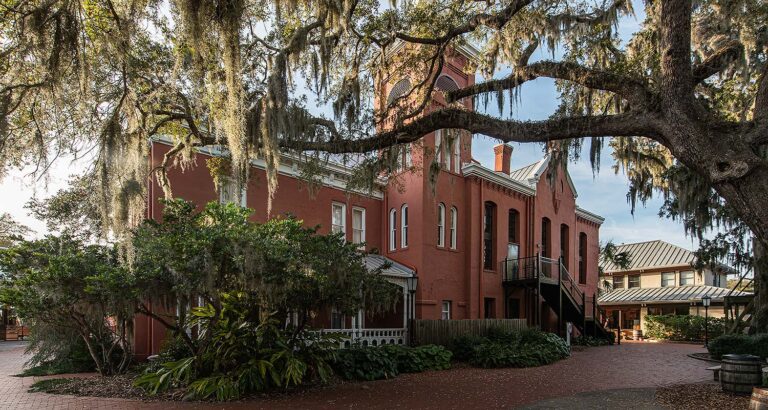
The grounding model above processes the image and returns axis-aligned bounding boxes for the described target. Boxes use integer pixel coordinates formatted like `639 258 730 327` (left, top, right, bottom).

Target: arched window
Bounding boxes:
435 75 460 92
387 78 411 106
578 233 588 284
508 209 520 245
483 202 497 270
389 209 397 251
401 204 409 248
437 203 446 247
560 224 570 269
450 207 458 250
541 217 551 258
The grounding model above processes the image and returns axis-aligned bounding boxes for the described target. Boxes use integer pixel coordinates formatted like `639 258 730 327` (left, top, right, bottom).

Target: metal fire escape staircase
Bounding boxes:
501 254 612 341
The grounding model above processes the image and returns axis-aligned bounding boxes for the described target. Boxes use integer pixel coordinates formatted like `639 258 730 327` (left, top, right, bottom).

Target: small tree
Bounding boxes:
0 236 135 375
130 199 400 353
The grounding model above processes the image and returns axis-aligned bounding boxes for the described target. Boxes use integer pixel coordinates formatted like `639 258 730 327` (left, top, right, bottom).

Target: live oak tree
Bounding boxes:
1 1 767 330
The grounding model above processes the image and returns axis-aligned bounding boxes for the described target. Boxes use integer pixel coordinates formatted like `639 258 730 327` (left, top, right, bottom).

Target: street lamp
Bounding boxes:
702 295 711 347
406 275 418 345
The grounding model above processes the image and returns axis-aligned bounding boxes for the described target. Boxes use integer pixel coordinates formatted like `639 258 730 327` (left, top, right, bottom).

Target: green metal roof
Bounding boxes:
599 240 696 273
598 285 750 305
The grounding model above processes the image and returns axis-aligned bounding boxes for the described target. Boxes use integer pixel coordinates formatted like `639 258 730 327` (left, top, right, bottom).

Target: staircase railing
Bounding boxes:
501 255 539 281
557 257 584 314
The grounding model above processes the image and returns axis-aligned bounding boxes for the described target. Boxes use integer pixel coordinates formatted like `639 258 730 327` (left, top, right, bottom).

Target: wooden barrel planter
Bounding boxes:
751 387 768 410
721 354 763 395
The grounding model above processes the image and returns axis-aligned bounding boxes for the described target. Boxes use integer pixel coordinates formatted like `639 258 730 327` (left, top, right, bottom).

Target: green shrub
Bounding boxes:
644 315 725 341
452 329 570 368
708 333 768 360
332 346 398 381
572 335 610 347
449 335 489 362
382 344 452 373
134 293 340 400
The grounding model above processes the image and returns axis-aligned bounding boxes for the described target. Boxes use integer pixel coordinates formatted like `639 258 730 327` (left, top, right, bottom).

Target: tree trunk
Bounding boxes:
752 238 768 333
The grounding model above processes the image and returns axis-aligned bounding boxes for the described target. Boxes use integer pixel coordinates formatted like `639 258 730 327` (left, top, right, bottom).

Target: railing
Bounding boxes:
501 255 538 281
558 261 584 310
317 328 407 348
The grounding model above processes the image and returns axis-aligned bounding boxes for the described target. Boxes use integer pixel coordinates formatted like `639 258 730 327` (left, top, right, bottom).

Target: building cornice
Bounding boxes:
575 206 604 225
461 163 535 196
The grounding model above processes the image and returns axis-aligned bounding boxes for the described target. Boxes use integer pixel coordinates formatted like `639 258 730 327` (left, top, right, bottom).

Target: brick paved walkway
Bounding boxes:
0 341 713 409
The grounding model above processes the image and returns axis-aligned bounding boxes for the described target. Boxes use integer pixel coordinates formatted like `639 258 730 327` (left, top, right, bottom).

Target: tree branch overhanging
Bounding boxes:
692 40 744 84
281 108 659 153
445 61 653 109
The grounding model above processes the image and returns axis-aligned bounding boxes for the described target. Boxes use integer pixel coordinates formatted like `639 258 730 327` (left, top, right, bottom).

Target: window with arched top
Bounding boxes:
401 204 409 248
541 217 551 258
450 206 458 249
389 209 397 251
484 201 497 270
578 232 587 284
560 223 570 269
435 75 459 92
437 203 446 247
387 78 411 106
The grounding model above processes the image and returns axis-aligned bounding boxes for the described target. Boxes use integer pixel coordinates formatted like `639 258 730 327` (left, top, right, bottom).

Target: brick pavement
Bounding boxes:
0 341 714 409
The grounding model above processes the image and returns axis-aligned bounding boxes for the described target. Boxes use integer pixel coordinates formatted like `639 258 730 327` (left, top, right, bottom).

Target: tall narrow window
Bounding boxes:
508 209 519 244
483 202 496 270
332 203 346 238
541 217 551 258
444 136 452 171
389 209 397 251
437 203 446 247
435 130 442 166
578 232 587 284
560 224 570 269
453 134 461 173
404 144 412 168
401 204 409 248
352 207 365 245
450 206 458 249
220 178 247 207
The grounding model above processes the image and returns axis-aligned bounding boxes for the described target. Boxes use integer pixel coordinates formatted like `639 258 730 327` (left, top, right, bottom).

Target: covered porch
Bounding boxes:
316 255 417 347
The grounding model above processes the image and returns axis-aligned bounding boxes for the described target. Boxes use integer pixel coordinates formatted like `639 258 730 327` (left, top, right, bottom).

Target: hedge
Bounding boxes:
708 334 768 360
644 314 724 341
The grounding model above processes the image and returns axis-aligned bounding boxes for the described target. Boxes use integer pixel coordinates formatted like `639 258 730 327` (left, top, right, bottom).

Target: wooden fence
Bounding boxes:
410 319 527 346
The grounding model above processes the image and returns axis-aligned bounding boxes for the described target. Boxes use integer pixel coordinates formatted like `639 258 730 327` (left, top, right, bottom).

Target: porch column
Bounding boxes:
402 284 409 328
640 305 649 334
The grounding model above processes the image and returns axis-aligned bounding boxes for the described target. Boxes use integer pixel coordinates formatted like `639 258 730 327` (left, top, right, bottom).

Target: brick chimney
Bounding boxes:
494 144 513 174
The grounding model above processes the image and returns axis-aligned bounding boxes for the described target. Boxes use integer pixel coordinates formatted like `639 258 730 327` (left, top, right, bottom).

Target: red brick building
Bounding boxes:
134 45 608 357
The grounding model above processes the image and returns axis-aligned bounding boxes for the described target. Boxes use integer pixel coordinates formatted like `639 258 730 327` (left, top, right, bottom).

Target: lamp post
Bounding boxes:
702 295 711 347
406 275 418 345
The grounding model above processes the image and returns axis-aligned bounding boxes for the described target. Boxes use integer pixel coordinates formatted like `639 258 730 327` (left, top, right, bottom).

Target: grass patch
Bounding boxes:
16 360 94 377
28 378 75 393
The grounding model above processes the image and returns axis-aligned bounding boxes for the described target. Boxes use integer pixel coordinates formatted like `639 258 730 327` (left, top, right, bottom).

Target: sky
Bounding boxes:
0 0 702 250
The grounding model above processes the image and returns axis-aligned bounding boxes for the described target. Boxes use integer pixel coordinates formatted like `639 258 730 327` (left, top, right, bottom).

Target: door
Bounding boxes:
507 298 521 319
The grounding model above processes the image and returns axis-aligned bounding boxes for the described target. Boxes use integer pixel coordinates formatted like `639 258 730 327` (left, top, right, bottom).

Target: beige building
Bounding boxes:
597 240 747 334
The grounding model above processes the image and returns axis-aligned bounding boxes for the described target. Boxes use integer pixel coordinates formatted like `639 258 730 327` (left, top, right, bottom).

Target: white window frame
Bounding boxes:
680 270 694 286
612 275 624 289
628 274 641 288
389 208 397 251
352 207 366 246
437 203 445 247
453 134 461 173
401 204 409 248
331 202 346 238
450 206 458 249
435 130 442 167
404 144 412 168
441 301 451 320
661 272 675 287
219 178 247 207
